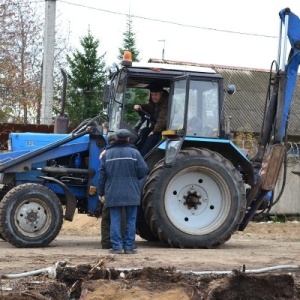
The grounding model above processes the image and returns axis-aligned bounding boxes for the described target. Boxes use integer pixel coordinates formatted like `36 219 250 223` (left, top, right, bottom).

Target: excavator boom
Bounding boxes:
240 8 300 229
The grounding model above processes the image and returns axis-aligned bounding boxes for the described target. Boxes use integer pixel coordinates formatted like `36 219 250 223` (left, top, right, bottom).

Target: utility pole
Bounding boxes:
41 0 56 125
158 39 165 61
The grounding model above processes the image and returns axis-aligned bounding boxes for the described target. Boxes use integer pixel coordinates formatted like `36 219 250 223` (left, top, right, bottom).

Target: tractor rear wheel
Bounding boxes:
0 183 63 248
142 148 246 248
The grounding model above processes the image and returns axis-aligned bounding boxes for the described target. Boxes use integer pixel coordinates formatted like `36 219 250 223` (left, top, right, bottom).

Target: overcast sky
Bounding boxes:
54 0 300 70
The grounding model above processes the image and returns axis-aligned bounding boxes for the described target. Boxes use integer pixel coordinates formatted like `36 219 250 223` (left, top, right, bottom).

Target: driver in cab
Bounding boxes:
133 81 168 156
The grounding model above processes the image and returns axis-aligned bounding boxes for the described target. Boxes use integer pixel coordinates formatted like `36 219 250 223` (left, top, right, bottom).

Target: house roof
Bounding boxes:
149 58 300 136
216 65 300 136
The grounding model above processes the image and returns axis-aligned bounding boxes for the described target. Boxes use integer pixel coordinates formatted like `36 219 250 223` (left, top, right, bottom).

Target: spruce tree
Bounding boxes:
118 15 148 126
118 15 140 62
66 30 106 126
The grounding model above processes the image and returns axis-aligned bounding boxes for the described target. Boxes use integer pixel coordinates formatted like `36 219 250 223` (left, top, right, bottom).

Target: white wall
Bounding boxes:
270 147 300 215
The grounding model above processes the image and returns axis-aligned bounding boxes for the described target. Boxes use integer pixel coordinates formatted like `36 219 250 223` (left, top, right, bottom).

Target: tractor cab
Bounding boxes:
104 52 230 161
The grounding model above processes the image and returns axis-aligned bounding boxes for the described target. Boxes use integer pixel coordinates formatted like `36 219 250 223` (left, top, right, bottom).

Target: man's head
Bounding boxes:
107 132 117 144
116 129 131 141
148 82 164 104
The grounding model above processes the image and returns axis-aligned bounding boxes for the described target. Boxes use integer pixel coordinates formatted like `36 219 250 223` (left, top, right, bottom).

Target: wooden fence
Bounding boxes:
0 123 55 150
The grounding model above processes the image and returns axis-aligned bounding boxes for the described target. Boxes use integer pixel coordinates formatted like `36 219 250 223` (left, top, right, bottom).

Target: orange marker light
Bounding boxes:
122 51 132 66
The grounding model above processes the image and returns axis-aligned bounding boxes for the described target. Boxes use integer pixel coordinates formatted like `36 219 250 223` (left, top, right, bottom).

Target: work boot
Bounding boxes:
124 249 138 254
101 243 112 249
109 248 123 254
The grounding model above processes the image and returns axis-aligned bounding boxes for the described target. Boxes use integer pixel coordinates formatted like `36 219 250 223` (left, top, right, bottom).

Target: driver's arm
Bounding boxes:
152 101 168 134
135 102 152 113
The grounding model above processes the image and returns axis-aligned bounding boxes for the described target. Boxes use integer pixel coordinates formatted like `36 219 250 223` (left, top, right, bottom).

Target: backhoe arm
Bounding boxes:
276 8 300 142
240 8 300 230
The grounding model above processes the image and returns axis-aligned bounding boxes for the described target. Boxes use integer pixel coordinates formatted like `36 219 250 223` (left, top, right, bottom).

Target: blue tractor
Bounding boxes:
0 8 298 248
0 117 108 247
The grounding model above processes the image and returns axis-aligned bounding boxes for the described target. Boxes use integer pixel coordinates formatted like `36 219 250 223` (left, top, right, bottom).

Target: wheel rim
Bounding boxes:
165 166 231 235
14 198 52 237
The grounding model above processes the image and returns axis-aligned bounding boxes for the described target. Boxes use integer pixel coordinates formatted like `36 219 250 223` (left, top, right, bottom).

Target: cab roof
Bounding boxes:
131 62 216 74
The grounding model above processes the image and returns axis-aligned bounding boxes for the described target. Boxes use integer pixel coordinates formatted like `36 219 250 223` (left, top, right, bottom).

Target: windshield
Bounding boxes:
108 72 151 135
169 79 219 137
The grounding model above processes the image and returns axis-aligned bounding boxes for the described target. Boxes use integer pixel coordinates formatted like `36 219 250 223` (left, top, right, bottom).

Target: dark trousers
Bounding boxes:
101 205 111 248
136 127 152 151
139 133 161 156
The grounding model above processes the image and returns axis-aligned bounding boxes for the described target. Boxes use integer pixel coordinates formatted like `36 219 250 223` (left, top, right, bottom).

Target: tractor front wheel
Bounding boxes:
0 183 63 248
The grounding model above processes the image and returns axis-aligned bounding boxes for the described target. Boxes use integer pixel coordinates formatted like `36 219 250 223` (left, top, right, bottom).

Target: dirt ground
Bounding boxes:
0 213 300 299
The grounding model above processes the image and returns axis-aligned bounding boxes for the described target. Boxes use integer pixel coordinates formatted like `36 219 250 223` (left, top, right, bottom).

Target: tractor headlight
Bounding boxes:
164 138 183 167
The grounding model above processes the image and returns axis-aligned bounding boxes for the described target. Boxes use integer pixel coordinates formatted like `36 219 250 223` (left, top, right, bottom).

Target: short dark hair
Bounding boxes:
107 132 117 143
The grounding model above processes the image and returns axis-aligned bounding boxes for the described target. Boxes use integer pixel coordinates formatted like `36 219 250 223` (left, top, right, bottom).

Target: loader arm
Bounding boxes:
0 130 89 173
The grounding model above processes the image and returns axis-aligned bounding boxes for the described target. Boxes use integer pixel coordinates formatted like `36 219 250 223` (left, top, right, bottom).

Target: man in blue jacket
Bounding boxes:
98 129 149 254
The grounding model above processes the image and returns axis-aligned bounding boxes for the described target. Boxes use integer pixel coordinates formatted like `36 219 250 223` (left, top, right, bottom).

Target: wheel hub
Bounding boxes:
16 201 48 233
183 190 202 209
27 210 39 223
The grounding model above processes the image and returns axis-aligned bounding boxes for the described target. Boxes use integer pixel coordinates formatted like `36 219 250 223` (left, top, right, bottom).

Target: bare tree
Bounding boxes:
0 0 71 124
0 0 43 123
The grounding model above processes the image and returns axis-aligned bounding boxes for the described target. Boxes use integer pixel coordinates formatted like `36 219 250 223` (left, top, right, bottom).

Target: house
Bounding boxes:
149 58 300 139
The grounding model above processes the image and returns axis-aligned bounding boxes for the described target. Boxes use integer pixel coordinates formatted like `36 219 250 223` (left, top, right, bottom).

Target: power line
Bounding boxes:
57 0 277 39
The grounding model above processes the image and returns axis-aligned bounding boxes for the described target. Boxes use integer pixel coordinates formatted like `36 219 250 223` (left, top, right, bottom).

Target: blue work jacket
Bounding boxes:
98 142 149 207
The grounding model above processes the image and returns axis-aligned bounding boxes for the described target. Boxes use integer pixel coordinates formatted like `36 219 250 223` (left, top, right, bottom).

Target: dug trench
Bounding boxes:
0 262 298 300
0 213 299 299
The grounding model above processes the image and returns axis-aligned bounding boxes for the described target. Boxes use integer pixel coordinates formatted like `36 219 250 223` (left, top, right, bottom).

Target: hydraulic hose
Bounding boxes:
1 262 299 279
180 264 300 275
0 262 60 279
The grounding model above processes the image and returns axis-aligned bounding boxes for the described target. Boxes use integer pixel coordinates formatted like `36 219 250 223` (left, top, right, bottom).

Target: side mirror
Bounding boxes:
226 84 236 95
